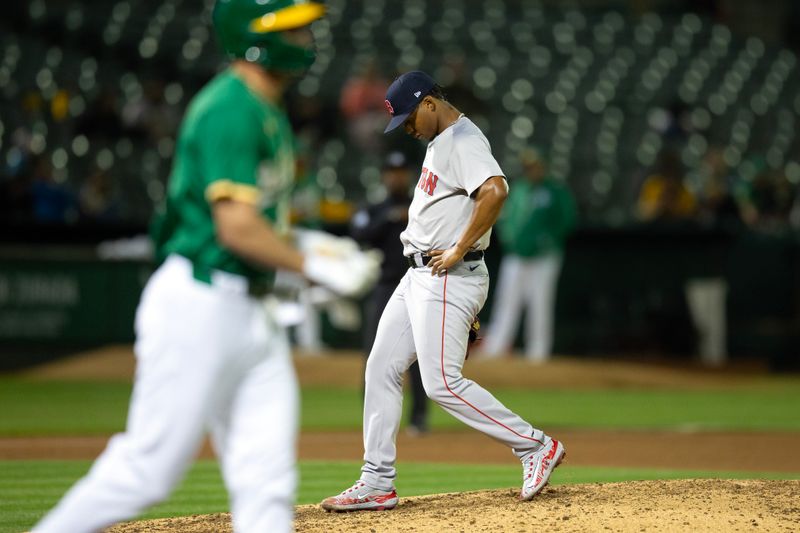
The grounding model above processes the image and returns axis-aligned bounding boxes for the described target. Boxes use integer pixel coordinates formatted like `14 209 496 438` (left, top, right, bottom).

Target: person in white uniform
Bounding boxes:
31 2 379 533
321 71 566 512
483 147 577 362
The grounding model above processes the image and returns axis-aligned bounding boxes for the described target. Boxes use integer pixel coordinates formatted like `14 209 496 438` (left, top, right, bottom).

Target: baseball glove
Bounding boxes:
468 317 481 344
466 317 481 359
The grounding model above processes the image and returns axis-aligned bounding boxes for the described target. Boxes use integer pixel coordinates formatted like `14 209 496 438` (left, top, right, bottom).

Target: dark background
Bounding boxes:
1 0 798 369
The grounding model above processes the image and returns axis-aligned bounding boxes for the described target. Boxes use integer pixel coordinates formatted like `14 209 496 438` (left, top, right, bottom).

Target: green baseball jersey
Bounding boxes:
498 177 577 257
152 70 295 283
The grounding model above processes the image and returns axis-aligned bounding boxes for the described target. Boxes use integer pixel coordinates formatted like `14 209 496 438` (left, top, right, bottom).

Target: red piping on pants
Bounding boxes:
439 271 543 446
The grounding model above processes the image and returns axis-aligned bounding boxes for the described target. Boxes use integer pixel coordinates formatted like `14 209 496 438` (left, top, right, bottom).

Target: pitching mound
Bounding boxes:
107 479 799 532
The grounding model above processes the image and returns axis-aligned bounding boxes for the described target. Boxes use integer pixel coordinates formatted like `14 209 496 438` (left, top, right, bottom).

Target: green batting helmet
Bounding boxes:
212 0 325 72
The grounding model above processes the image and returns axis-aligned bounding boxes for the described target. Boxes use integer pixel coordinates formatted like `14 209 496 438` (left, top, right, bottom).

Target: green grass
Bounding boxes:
0 380 132 435
2 459 798 533
2 375 798 530
310 387 800 432
2 378 800 435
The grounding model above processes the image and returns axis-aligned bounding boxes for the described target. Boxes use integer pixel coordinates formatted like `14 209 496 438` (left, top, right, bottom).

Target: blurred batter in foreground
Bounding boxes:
32 2 379 532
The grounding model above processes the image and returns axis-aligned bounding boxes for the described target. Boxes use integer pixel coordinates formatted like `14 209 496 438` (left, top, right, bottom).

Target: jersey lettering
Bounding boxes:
416 167 439 196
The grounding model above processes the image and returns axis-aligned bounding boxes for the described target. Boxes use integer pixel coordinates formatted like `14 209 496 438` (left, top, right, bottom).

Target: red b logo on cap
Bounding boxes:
384 99 394 115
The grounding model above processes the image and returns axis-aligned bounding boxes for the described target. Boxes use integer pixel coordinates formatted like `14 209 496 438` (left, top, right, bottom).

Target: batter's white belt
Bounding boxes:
405 250 484 268
169 254 272 298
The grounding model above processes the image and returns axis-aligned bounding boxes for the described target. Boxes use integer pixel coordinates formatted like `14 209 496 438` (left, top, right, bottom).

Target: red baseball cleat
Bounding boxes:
320 481 399 512
520 438 566 501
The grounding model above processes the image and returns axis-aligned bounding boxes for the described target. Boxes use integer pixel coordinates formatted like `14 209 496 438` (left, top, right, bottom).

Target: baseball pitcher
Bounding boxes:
321 71 566 512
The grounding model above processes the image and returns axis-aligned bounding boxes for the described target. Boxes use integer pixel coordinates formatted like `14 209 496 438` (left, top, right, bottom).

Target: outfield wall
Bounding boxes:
0 225 797 369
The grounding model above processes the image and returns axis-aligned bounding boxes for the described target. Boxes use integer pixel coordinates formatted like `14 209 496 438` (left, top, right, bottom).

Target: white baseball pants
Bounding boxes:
685 277 728 366
33 255 298 533
484 253 563 361
359 260 546 491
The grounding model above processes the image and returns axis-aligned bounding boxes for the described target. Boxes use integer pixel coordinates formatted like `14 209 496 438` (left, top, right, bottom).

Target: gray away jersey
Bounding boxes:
400 116 506 256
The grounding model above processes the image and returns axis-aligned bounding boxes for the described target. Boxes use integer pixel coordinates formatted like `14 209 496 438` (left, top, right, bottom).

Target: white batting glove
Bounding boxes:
303 248 381 298
295 229 382 298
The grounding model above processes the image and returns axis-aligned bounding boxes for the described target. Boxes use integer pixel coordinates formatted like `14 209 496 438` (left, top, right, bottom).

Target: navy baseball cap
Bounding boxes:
383 70 436 133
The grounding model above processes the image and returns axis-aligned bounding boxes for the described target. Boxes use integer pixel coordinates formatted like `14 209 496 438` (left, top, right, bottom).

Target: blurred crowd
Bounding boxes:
634 103 800 235
0 78 179 225
3 0 800 239
3 56 800 236
636 146 800 232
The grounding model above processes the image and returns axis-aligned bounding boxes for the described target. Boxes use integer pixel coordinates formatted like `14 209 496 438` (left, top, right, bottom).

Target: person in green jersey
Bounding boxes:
32 2 378 533
483 147 577 363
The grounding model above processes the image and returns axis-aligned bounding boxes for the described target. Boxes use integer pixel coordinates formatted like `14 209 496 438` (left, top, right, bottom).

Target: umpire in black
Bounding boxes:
350 151 429 435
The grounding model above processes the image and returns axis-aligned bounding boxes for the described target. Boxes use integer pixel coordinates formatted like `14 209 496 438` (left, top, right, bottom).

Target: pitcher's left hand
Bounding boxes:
428 245 466 276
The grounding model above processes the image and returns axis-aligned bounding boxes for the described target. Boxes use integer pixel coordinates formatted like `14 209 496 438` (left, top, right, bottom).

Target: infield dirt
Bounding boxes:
10 347 800 532
105 479 800 532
